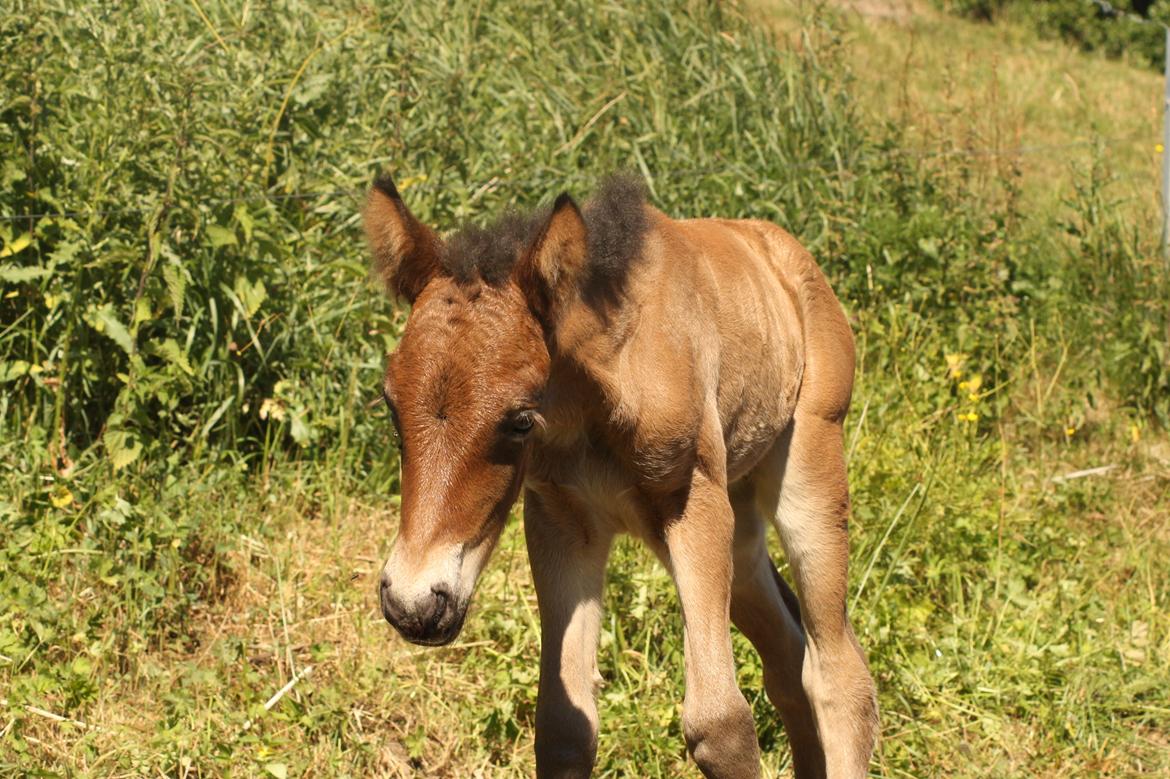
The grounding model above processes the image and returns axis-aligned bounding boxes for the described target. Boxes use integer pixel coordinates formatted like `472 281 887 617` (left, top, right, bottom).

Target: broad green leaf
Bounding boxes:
90 305 135 355
289 411 311 445
206 225 238 248
104 430 143 471
49 239 81 266
0 360 30 383
0 263 49 283
0 233 32 258
133 296 153 326
234 203 255 243
153 338 194 376
235 276 267 317
162 264 186 318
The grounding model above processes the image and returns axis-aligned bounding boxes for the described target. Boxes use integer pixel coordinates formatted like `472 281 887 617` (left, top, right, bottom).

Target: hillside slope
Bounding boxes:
755 0 1163 225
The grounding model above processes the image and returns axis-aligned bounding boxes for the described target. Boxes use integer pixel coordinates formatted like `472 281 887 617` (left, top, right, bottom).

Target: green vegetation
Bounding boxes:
939 0 1170 69
767 0 1164 226
2 0 1168 776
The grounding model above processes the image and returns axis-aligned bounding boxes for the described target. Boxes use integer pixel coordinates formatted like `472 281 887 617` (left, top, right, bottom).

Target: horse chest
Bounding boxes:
528 433 680 539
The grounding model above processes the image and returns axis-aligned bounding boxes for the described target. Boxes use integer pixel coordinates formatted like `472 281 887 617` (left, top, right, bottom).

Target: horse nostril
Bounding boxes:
429 585 451 628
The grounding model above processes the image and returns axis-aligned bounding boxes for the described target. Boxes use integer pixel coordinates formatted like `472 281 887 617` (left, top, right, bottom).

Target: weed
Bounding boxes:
1 0 1167 776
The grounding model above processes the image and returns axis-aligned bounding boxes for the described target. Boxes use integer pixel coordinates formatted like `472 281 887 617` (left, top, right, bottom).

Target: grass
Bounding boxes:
2 0 1169 776
760 0 1163 227
12 362 1168 777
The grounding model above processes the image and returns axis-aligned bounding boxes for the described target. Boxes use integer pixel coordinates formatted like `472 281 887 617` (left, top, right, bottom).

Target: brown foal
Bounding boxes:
365 174 878 779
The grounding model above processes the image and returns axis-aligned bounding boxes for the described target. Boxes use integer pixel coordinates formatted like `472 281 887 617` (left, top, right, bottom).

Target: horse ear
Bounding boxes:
364 174 443 303
516 193 587 323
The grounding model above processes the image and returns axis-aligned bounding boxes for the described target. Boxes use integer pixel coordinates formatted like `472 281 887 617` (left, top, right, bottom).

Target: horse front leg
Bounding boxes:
524 488 614 779
661 470 762 779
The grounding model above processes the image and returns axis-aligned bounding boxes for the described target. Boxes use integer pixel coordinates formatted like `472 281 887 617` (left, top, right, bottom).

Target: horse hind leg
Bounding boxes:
729 479 824 779
765 418 878 779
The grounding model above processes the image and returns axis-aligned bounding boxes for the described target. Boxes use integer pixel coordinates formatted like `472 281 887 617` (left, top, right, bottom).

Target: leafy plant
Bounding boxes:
1 0 1168 776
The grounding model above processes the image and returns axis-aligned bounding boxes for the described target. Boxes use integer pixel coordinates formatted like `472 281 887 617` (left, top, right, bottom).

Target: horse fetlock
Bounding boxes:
534 707 598 779
534 736 597 779
682 697 761 779
801 648 877 778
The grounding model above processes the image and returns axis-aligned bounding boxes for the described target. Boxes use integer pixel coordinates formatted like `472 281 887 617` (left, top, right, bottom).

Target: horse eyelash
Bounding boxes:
381 391 404 449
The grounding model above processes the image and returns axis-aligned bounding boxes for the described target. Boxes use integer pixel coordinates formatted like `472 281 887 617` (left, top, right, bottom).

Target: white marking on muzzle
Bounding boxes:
381 541 465 612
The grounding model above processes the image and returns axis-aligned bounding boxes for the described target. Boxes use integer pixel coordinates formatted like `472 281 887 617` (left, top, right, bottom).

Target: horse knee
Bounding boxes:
682 696 761 778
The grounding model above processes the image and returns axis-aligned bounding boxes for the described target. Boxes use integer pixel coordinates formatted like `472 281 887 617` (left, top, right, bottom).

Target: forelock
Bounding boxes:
439 173 649 299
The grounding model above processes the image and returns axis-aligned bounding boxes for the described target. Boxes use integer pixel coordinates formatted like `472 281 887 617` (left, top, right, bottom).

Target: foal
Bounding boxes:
365 174 878 779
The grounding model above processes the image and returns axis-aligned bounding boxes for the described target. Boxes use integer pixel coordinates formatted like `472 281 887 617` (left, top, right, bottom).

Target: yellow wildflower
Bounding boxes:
1064 426 1076 438
398 174 428 191
959 374 982 401
259 398 286 422
945 353 966 379
50 485 74 509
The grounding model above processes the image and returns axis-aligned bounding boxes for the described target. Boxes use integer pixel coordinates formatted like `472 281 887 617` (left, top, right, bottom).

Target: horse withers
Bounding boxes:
364 173 878 779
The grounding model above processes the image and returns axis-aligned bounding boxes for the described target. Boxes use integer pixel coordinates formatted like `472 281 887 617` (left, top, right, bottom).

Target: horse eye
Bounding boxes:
383 392 403 446
510 410 536 436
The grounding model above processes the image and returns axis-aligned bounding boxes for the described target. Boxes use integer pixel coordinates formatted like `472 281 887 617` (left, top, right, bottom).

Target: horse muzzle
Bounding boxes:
378 574 468 645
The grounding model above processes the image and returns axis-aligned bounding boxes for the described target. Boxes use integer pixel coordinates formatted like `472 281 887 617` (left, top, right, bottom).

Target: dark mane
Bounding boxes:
442 173 649 301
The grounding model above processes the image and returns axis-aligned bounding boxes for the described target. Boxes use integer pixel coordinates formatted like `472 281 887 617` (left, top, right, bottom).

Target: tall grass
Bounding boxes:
1 0 1168 775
